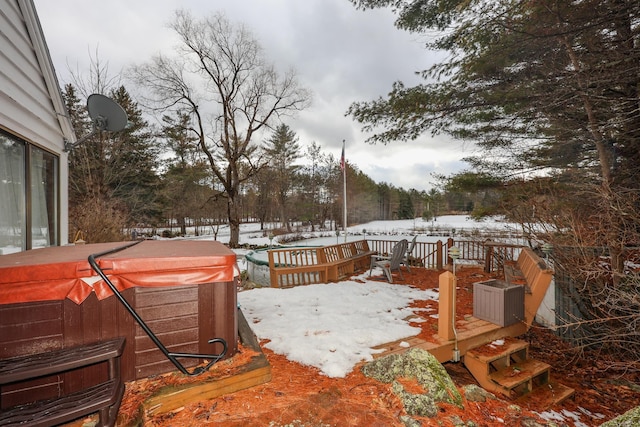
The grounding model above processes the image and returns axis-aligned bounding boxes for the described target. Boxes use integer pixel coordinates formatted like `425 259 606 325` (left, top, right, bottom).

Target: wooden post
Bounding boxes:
436 241 443 270
268 251 278 288
446 237 454 264
485 244 494 273
438 271 456 341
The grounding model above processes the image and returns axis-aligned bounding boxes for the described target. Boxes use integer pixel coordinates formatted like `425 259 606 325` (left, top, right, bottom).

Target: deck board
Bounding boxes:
373 316 528 363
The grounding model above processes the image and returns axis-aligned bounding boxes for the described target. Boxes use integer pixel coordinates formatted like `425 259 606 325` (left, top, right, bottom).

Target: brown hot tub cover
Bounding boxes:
0 240 238 304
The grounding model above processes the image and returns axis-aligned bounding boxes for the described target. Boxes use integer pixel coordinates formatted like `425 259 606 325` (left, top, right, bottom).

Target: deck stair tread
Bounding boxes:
488 358 550 389
465 339 528 364
515 379 575 408
463 337 572 406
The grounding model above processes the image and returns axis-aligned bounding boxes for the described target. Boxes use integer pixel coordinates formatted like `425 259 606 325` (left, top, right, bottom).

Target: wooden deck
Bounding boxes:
372 262 549 364
372 266 574 407
373 315 528 363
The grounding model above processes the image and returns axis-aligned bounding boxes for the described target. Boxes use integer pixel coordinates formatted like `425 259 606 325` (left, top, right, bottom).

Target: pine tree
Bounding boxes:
63 84 161 241
263 124 302 232
160 112 212 235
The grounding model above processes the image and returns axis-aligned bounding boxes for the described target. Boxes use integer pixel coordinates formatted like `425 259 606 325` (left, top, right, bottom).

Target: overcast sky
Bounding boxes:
34 0 469 191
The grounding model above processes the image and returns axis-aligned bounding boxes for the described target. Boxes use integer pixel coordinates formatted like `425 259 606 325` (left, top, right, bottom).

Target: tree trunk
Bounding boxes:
179 217 187 236
228 196 241 248
559 36 613 185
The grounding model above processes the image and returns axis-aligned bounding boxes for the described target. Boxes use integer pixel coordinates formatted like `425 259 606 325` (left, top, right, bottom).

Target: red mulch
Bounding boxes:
70 266 640 426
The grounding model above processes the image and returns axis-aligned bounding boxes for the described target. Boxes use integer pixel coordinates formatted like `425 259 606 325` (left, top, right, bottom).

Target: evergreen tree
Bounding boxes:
160 112 211 235
349 0 639 186
263 124 302 232
396 190 413 220
299 142 326 231
64 84 160 241
109 86 161 225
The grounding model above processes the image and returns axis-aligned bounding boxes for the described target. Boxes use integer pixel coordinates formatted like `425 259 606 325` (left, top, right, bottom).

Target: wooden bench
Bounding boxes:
503 247 553 293
502 247 554 328
0 337 126 427
268 240 376 287
268 246 328 287
321 241 377 282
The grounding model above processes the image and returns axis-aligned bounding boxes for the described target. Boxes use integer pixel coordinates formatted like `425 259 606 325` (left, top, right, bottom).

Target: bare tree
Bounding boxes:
130 10 310 247
67 47 123 99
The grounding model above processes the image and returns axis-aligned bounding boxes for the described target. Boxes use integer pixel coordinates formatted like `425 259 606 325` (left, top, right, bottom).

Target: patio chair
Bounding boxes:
402 235 418 273
369 239 408 283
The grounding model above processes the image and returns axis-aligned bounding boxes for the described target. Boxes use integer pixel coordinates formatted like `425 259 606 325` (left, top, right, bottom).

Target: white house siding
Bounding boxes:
0 0 73 247
535 276 557 328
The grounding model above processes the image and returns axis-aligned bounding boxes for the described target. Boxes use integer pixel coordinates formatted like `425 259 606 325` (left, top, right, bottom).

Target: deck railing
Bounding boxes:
266 238 527 287
366 238 523 272
268 240 375 287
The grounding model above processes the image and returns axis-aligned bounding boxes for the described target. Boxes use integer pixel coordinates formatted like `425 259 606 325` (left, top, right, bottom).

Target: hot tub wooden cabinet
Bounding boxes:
473 279 524 327
0 240 238 409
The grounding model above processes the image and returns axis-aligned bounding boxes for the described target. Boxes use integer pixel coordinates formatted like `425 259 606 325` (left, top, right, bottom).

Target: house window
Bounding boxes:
30 145 58 249
0 131 59 254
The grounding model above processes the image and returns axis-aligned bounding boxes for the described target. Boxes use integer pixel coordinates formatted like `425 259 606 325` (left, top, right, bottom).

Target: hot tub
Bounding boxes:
0 240 238 408
245 248 271 287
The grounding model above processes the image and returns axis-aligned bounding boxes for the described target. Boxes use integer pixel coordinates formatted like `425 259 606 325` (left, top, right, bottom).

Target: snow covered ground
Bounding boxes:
239 273 439 378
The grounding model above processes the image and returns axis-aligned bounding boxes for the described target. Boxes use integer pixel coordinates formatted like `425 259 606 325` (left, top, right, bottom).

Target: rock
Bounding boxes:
507 404 522 413
399 415 421 427
462 384 495 402
447 414 465 426
519 417 552 427
392 381 438 417
600 405 640 427
362 348 463 418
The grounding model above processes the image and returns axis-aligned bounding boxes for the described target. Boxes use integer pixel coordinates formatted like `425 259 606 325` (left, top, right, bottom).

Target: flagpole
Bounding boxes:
342 140 347 243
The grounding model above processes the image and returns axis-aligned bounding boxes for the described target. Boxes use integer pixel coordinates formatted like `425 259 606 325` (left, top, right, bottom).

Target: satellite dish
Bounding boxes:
86 93 128 132
64 94 128 152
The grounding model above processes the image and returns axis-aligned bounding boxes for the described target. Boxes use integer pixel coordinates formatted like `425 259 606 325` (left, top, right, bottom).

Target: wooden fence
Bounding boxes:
266 238 529 287
366 238 522 272
268 240 375 287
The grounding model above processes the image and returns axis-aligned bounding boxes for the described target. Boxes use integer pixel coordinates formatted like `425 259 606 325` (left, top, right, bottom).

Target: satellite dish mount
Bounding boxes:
64 94 128 152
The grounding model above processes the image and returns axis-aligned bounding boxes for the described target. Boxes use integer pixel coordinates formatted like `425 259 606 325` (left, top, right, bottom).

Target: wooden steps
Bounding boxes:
463 338 574 408
488 358 550 394
515 379 576 408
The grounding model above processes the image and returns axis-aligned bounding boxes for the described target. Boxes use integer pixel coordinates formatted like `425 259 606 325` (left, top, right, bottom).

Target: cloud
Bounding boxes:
34 0 467 191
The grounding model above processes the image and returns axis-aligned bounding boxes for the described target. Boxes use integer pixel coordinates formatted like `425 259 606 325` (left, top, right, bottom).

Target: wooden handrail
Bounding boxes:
268 240 375 287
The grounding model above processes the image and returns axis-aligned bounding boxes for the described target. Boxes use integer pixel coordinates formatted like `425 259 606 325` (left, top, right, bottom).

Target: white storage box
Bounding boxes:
473 279 524 327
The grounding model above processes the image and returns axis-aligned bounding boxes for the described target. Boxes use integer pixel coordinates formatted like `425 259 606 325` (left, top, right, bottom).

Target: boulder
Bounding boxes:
361 348 463 417
600 405 640 427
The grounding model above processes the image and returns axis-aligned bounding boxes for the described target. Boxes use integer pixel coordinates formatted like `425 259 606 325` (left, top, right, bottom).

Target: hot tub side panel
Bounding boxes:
0 281 238 407
199 280 238 366
133 285 200 378
132 281 238 379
